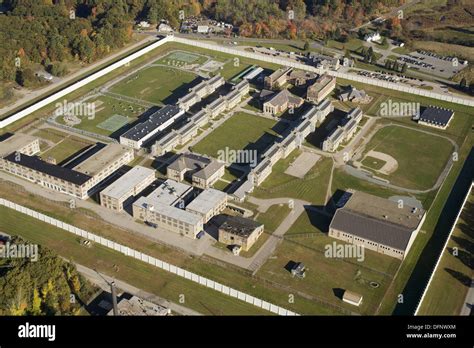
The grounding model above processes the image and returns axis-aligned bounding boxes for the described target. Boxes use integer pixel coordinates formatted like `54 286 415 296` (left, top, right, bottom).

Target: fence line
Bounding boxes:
172 37 474 107
2 35 473 130
0 198 298 316
414 183 473 315
0 36 174 129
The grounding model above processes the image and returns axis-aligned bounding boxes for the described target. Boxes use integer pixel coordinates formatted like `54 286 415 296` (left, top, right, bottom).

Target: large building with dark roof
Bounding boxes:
120 105 184 149
329 191 426 259
218 215 264 251
1 141 133 200
418 106 454 130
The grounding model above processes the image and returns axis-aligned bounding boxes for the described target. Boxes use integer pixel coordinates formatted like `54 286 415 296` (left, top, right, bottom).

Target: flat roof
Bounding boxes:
100 166 155 200
156 131 180 146
4 153 91 185
134 198 202 225
186 188 227 215
0 133 38 158
140 179 193 207
121 105 183 142
420 106 454 126
73 143 130 177
219 215 263 237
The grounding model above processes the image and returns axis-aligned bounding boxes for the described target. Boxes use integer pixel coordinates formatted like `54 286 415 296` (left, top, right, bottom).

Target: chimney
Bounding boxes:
110 281 119 316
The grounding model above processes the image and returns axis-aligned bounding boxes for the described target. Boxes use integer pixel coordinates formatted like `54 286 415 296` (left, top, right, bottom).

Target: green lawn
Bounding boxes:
0 206 270 316
255 203 292 233
361 156 387 171
417 192 473 315
252 153 333 206
192 112 283 158
110 66 196 104
327 38 364 52
56 95 145 136
362 125 453 190
257 233 400 315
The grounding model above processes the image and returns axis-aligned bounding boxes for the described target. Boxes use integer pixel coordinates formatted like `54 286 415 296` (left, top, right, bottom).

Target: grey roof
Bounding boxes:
121 105 183 142
155 131 180 147
4 153 91 185
168 153 224 180
219 215 263 237
186 188 227 216
327 127 344 143
265 89 302 107
419 106 454 126
0 133 38 158
330 209 414 250
100 166 155 200
176 122 198 136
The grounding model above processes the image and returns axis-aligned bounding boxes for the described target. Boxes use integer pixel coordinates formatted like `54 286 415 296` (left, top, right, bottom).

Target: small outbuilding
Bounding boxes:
342 290 363 307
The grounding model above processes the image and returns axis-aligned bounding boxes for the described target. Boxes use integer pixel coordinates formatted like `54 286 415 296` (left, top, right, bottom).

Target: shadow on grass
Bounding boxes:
392 147 474 315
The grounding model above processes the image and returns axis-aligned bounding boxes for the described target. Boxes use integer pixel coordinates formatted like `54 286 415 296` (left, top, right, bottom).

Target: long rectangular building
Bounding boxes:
100 165 155 211
120 105 184 149
329 191 425 259
2 142 133 199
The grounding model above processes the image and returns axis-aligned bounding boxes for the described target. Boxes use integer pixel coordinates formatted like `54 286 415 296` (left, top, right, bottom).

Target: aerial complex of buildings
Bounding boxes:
233 98 334 201
329 191 426 260
1 134 134 200
152 79 249 155
322 107 363 152
132 179 227 239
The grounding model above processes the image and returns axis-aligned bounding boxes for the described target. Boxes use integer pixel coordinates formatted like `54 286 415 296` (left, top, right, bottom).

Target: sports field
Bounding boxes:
192 112 285 158
362 125 454 190
110 66 197 104
56 95 145 136
154 50 208 66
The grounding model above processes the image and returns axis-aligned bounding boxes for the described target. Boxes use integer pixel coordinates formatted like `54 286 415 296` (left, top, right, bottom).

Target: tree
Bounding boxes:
303 41 310 51
459 78 467 89
401 63 408 74
31 288 42 315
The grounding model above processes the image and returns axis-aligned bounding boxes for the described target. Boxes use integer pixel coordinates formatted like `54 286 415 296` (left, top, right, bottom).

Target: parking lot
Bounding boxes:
397 50 468 79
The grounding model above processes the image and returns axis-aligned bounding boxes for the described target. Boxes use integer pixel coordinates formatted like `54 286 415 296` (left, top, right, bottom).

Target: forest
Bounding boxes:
0 236 96 315
0 0 404 86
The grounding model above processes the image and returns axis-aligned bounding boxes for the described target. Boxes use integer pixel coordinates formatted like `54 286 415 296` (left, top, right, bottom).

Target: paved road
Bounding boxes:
0 35 156 118
74 262 201 315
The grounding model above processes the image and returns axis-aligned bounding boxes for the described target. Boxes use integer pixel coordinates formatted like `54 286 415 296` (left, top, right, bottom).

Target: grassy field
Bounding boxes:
417 191 473 315
362 125 453 190
327 38 365 52
255 203 292 233
257 233 401 315
192 112 283 158
0 180 350 315
110 66 197 105
56 95 146 136
252 153 333 206
41 136 93 163
361 156 386 171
